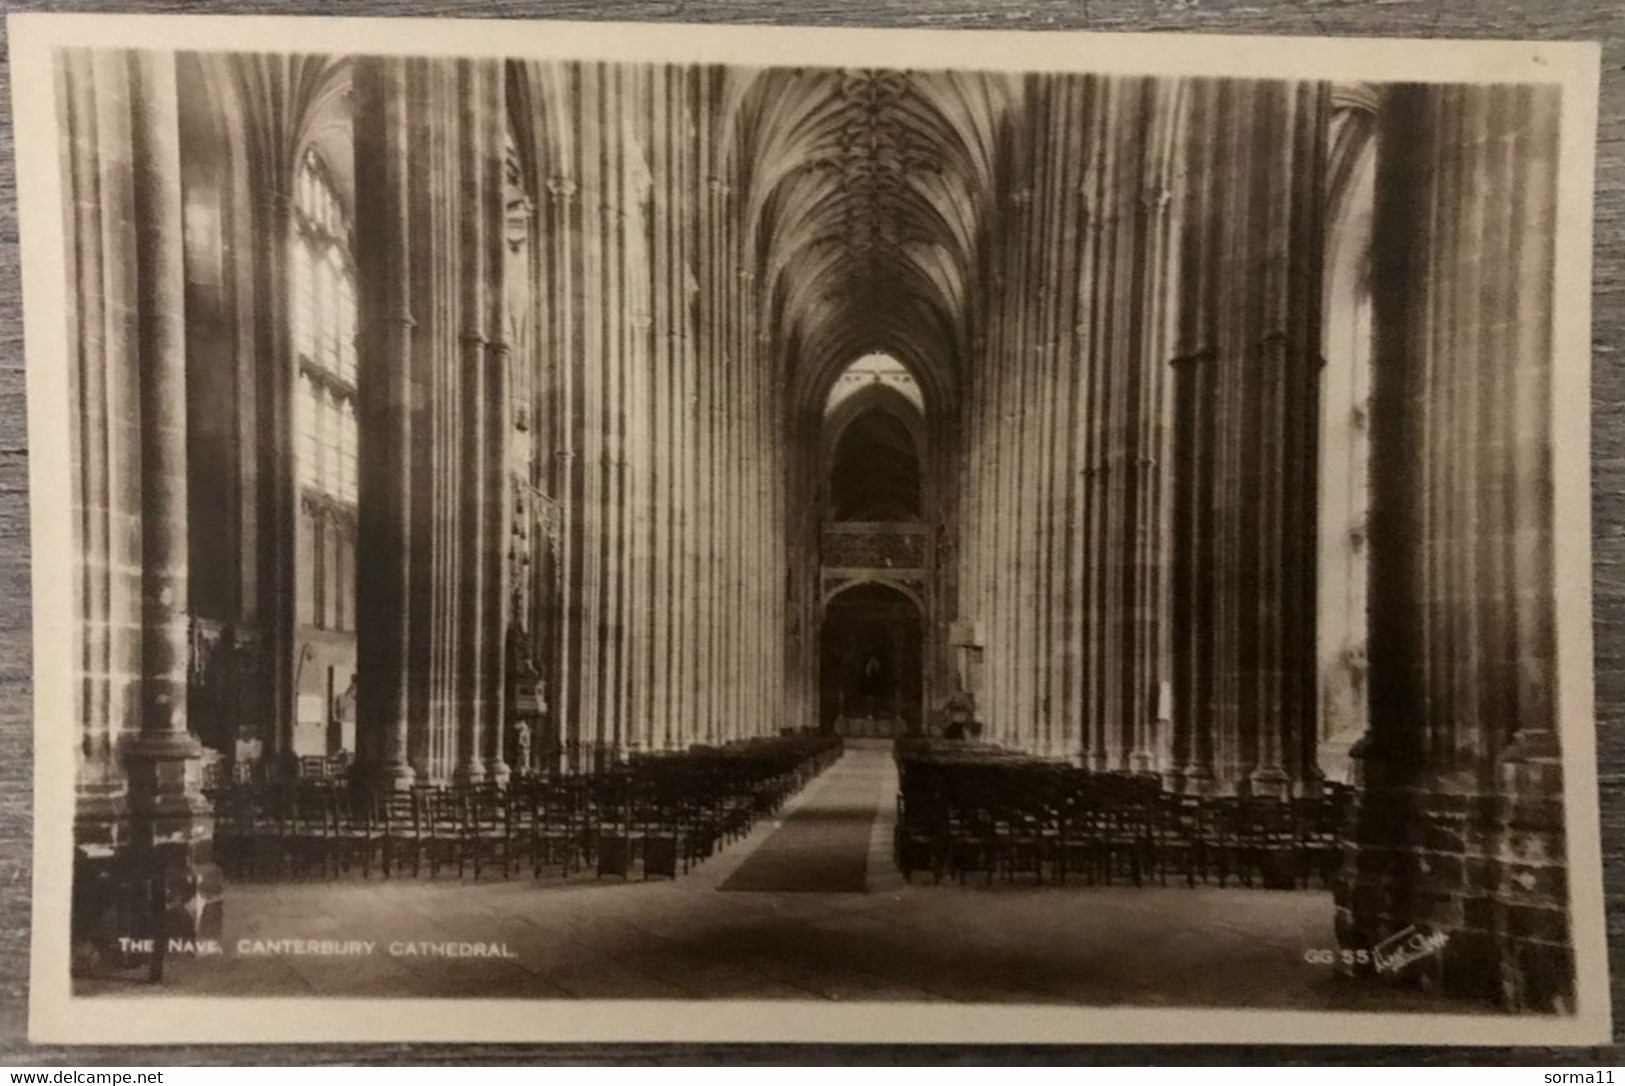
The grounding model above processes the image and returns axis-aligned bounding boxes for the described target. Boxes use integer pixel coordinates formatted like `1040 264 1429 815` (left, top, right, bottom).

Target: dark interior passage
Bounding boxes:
828 408 922 522
819 583 923 736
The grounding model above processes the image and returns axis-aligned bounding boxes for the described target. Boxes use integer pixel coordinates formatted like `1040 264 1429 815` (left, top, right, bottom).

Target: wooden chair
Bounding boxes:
423 788 466 878
895 790 946 883
381 787 425 878
475 784 516 878
1155 792 1205 888
532 778 582 879
1296 791 1346 888
330 786 386 878
292 783 335 878
1237 795 1300 889
1198 795 1242 887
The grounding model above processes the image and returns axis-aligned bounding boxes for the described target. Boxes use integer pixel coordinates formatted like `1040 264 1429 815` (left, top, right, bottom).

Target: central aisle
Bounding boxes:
718 742 892 893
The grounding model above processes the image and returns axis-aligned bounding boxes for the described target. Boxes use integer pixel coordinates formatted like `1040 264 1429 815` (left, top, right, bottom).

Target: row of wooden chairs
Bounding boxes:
894 752 1353 889
211 735 844 883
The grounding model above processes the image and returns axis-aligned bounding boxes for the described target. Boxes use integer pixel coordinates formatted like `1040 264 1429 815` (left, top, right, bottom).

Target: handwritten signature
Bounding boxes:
1372 925 1450 975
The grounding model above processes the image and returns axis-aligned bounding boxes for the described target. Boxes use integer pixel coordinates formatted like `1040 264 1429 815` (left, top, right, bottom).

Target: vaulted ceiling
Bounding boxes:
729 68 1021 415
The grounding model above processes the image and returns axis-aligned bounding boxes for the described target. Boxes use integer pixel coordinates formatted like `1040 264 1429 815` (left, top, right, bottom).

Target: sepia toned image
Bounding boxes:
8 13 1608 1046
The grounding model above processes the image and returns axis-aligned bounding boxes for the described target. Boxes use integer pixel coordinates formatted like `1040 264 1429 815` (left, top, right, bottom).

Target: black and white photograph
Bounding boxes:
7 12 1608 1046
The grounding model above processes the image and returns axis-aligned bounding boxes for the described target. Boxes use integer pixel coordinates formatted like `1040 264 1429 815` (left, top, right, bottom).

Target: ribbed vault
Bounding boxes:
729 68 1020 413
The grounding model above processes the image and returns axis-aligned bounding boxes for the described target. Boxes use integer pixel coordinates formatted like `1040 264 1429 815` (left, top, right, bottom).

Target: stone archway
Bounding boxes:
818 581 924 738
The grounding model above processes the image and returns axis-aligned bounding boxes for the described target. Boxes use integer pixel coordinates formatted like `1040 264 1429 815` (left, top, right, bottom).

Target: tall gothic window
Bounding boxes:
290 150 357 632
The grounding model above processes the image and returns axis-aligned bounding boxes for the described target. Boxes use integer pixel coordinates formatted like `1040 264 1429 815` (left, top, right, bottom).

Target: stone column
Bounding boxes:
1131 78 1182 775
621 72 654 756
1169 78 1326 796
1030 76 1066 759
62 50 138 873
671 69 698 747
59 49 223 949
647 67 673 750
546 161 580 771
353 57 419 789
699 173 724 745
515 61 581 773
1052 77 1089 763
225 57 303 770
139 47 222 938
1080 77 1116 770
1337 81 1567 1012
481 59 511 784
1168 80 1219 794
600 65 629 759
454 58 490 786
125 43 206 856
577 64 606 768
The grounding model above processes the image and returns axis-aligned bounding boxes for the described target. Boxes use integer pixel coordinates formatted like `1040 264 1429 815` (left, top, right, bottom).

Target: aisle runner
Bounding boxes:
719 746 889 893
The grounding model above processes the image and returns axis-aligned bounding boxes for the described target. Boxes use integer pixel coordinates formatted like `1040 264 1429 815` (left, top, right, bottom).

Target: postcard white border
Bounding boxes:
8 11 1608 1047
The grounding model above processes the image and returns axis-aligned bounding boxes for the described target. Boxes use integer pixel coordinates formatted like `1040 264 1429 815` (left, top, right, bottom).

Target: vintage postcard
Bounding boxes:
8 11 1607 1045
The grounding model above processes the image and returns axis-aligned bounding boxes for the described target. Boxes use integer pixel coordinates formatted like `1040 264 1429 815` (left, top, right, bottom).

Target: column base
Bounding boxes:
71 791 132 973
371 759 419 792
1248 764 1291 798
78 735 224 980
1334 764 1572 1012
71 842 225 979
1496 730 1571 1013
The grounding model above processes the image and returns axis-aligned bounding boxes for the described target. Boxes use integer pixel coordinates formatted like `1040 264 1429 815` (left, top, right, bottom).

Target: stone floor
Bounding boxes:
77 745 1486 1012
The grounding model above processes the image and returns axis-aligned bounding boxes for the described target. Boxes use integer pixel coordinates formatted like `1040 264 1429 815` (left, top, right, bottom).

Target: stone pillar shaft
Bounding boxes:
1169 78 1326 797
481 61 512 783
355 58 511 787
1340 81 1567 1012
353 57 417 787
454 58 490 785
62 50 140 848
957 75 1178 769
62 48 221 956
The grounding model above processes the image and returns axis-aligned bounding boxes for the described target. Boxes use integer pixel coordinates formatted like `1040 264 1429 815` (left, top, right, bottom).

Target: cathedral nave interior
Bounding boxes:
60 50 1571 1014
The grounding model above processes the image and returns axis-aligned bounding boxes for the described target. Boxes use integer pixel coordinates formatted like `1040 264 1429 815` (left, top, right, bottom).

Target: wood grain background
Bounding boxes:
0 0 1618 1065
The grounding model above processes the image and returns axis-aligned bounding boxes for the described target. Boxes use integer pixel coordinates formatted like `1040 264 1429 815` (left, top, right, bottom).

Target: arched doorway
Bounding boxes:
819 581 923 738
